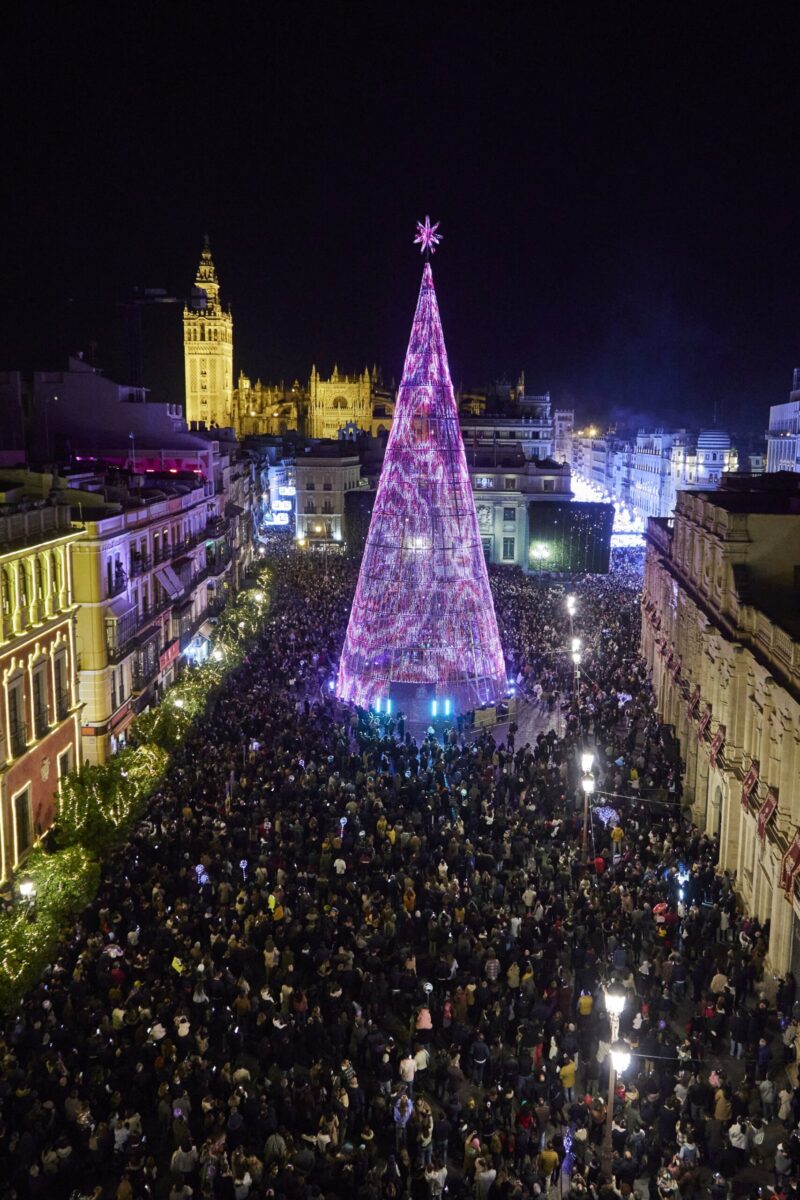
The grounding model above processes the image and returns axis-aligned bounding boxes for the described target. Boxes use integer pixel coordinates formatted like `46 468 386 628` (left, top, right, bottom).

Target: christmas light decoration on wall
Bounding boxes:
336 221 507 719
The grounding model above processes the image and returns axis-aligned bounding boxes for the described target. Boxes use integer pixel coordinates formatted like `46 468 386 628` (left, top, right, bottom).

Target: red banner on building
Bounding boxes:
709 725 725 769
687 685 700 717
757 789 778 842
160 640 180 671
741 760 760 811
697 705 712 738
780 829 800 897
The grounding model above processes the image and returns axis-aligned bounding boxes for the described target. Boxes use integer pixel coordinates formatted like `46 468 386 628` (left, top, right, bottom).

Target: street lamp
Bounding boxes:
581 773 595 860
571 637 581 654
18 874 35 900
571 648 581 694
18 873 37 922
580 750 595 774
563 595 575 643
601 990 628 1179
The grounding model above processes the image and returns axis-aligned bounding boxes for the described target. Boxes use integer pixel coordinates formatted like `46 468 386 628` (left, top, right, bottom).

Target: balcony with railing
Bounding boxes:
206 546 232 576
129 553 152 578
108 565 127 598
131 660 158 693
106 608 140 662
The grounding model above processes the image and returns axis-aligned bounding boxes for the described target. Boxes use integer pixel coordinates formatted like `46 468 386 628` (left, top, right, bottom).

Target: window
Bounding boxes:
33 668 49 738
18 562 29 610
475 476 494 490
482 538 493 562
502 537 515 561
8 682 26 756
54 655 68 721
503 507 516 523
58 747 71 782
13 786 32 861
504 477 516 489
543 478 555 492
1 566 12 623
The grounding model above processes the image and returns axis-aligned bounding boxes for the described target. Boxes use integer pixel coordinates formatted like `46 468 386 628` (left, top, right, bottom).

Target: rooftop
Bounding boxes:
690 471 800 515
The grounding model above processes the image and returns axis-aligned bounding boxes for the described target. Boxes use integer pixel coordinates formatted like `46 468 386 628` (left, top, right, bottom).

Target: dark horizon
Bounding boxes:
4 6 800 433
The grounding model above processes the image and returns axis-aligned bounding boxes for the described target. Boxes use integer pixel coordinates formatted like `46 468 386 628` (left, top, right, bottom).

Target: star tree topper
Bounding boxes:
414 215 442 257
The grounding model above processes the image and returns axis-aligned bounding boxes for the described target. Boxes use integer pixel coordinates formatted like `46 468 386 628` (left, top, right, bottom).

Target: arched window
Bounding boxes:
1 566 12 621
51 550 62 597
17 562 29 609
36 557 45 603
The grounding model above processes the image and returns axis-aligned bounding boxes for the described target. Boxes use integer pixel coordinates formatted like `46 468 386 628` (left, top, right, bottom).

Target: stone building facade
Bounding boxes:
642 475 800 976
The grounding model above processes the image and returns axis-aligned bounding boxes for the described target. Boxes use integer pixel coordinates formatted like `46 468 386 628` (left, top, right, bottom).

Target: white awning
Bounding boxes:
154 565 184 599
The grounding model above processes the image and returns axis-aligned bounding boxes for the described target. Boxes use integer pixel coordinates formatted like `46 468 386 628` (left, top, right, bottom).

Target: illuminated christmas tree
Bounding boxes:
336 219 507 720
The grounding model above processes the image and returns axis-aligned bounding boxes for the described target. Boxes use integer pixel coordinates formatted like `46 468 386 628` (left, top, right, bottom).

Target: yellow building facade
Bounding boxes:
642 479 800 976
183 238 234 430
0 489 83 880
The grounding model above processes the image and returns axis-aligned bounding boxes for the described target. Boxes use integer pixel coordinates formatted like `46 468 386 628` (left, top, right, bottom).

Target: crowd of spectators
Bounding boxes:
2 545 798 1200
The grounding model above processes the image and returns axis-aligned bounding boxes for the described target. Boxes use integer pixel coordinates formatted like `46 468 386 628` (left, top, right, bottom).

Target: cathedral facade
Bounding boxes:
183 241 394 441
308 366 391 439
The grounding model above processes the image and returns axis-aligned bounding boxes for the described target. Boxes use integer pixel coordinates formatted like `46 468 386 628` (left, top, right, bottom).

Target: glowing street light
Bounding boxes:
571 637 581 653
601 987 628 1176
566 594 577 616
18 874 35 900
581 751 595 774
581 773 595 862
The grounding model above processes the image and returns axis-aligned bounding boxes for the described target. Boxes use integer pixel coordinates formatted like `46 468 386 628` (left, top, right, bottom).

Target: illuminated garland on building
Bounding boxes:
0 568 273 1010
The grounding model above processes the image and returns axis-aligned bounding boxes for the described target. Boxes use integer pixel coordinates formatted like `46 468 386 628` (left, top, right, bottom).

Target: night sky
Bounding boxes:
4 5 800 430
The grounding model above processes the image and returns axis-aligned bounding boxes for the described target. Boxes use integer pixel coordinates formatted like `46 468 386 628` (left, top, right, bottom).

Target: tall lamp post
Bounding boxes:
566 593 577 640
580 751 595 860
601 988 630 1179
571 637 582 691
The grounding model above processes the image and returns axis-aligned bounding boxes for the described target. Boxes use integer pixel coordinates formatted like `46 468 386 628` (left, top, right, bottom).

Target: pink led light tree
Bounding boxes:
336 222 507 719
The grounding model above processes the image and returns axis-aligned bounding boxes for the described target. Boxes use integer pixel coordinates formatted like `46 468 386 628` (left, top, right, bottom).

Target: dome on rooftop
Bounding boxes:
697 430 731 450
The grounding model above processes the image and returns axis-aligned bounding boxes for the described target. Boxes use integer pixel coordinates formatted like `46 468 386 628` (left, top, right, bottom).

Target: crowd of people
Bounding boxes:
2 544 798 1200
